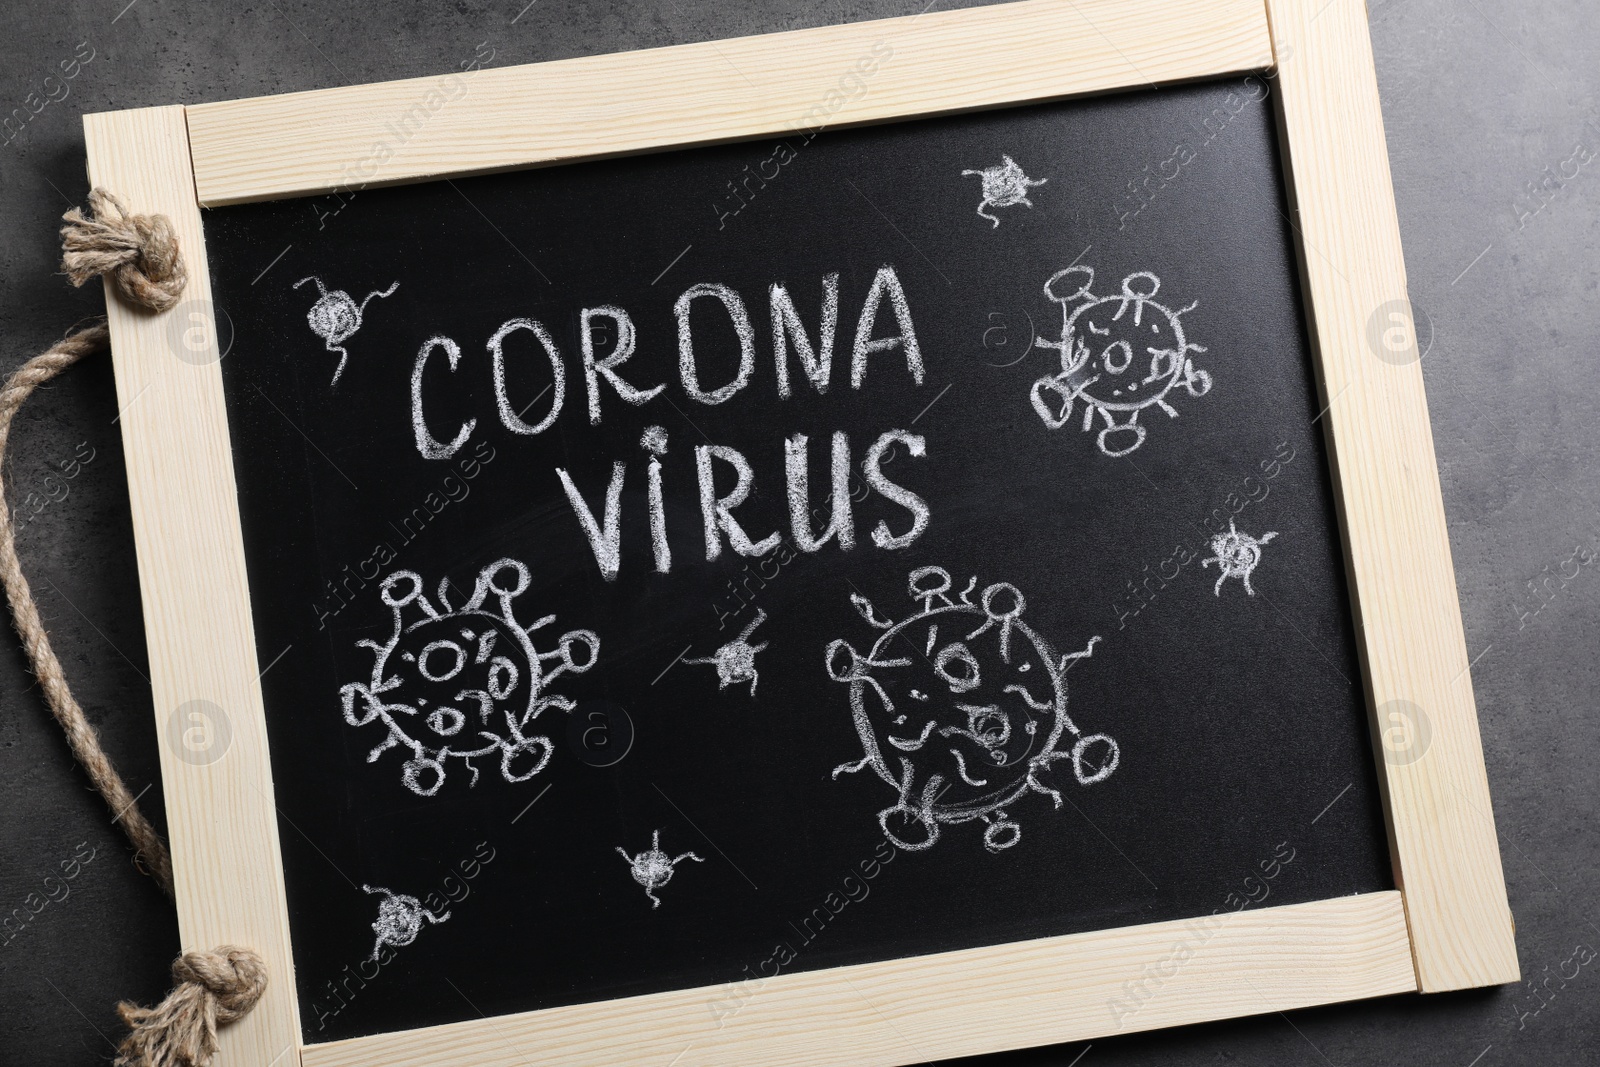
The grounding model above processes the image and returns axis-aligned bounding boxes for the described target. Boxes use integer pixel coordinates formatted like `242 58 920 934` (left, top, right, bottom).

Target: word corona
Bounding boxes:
411 265 932 580
412 264 922 458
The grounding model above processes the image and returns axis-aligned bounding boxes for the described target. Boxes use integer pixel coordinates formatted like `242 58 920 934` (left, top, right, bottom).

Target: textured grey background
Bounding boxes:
0 1 1595 1064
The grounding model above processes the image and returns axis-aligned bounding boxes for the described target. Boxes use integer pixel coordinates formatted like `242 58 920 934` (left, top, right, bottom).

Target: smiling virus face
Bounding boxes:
339 558 599 796
827 566 1118 853
1030 266 1212 457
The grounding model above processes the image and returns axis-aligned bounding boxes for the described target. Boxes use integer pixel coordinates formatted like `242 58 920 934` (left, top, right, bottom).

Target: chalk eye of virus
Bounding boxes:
294 274 399 387
616 830 703 909
339 558 600 797
961 154 1048 228
363 883 450 963
826 566 1120 854
1029 266 1212 457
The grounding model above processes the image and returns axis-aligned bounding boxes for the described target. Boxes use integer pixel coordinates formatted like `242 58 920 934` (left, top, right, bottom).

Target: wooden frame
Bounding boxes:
81 1 1517 1064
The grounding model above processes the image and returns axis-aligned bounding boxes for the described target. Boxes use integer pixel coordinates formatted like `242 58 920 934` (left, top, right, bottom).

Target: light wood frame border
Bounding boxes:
80 2 1517 1065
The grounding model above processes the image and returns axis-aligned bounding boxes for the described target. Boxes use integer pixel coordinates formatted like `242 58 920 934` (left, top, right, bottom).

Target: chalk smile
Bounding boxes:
888 720 937 751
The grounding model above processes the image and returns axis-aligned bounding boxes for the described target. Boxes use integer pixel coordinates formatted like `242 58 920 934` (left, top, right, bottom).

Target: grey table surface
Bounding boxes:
0 1 1594 1064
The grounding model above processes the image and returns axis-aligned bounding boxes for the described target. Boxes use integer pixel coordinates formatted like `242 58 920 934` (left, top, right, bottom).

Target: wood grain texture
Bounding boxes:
1263 0 1519 990
301 892 1415 1067
82 107 302 1066
184 0 1273 206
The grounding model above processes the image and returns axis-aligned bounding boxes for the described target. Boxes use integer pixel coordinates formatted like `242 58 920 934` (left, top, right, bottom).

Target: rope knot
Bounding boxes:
114 946 267 1067
61 189 188 313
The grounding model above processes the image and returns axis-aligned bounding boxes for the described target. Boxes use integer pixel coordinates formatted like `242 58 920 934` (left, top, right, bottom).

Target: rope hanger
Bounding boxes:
3 189 266 1067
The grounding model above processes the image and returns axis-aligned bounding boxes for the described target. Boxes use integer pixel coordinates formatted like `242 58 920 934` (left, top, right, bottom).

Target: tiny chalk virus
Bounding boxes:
1202 520 1278 596
616 830 703 909
363 884 450 963
339 558 600 797
683 609 768 697
827 566 1119 854
961 155 1048 228
294 275 399 387
1030 266 1212 458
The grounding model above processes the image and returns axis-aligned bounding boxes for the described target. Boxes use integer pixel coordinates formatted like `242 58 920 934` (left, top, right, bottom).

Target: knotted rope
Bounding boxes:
61 189 188 313
2 188 267 1066
3 190 181 893
114 947 268 1067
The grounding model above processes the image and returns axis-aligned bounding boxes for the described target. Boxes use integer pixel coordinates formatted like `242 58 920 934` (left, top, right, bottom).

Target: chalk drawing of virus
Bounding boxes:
617 830 703 909
1202 520 1278 596
961 155 1048 228
826 566 1119 854
363 884 450 963
683 609 768 697
1030 266 1212 457
294 275 399 387
339 558 600 797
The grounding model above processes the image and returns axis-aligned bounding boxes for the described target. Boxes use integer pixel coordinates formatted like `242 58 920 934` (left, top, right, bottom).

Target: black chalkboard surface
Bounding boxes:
205 75 1391 1043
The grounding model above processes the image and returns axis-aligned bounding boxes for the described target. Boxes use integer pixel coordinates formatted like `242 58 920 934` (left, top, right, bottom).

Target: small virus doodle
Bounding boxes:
339 558 600 797
961 155 1048 228
294 275 399 387
827 566 1119 854
363 884 450 963
1030 266 1212 457
617 830 703 909
683 609 768 697
1202 520 1278 596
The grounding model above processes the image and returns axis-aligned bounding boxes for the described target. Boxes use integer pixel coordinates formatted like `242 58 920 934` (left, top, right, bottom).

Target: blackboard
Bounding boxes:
204 74 1391 1044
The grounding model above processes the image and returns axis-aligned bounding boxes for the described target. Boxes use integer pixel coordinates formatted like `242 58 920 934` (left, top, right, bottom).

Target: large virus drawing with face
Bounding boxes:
1030 266 1212 458
339 558 600 797
826 566 1119 853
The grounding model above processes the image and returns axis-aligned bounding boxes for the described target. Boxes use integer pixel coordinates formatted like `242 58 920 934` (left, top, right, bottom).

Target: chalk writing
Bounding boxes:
827 566 1118 853
962 155 1047 228
617 830 703 909
708 452 897 628
410 266 931 580
363 884 450 962
339 558 599 796
1030 267 1211 457
296 275 400 387
413 265 923 453
684 609 769 697
1201 520 1277 596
